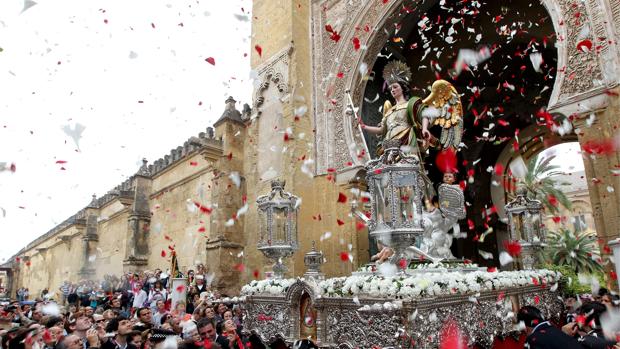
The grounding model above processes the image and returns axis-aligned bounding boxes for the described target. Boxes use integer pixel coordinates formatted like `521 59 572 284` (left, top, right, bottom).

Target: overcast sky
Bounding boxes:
0 0 252 261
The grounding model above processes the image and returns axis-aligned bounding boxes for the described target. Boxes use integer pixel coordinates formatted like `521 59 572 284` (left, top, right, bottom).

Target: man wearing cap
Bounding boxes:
517 305 581 349
148 328 179 349
195 276 207 294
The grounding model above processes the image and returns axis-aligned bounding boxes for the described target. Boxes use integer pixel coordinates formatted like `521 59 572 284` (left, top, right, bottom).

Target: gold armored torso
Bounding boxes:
382 101 411 141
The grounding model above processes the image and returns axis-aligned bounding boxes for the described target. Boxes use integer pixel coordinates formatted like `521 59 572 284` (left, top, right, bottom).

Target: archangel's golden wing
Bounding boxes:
422 79 463 149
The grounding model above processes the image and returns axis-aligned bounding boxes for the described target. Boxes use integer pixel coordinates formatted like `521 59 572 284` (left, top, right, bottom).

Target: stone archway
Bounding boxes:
311 0 617 177
491 122 579 220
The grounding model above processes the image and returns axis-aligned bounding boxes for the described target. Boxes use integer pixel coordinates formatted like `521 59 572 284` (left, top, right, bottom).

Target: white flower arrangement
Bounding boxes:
318 269 559 300
241 278 297 296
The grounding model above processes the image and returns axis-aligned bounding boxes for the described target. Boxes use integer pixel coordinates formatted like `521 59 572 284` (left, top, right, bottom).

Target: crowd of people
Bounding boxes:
7 266 620 349
519 288 620 349
0 266 321 349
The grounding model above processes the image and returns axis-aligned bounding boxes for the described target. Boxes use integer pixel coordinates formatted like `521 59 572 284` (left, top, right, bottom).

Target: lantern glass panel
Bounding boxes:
258 207 268 244
512 212 525 240
397 185 415 224
373 177 387 223
289 209 297 244
529 210 542 241
273 206 287 244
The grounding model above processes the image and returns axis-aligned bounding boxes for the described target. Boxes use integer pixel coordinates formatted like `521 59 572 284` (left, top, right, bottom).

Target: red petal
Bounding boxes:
254 45 262 57
175 285 185 293
352 37 361 50
55 160 67 164
355 220 366 231
234 263 245 272
494 163 503 176
503 240 522 257
337 219 345 226
9 163 16 172
205 57 215 65
189 161 198 166
577 39 593 52
337 192 347 203
253 270 260 279
198 226 206 232
161 250 167 258
436 148 458 173
340 252 350 262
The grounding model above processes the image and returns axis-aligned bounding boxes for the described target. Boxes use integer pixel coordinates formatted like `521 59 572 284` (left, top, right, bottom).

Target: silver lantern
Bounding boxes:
303 241 325 280
256 179 300 279
365 139 426 266
504 186 545 270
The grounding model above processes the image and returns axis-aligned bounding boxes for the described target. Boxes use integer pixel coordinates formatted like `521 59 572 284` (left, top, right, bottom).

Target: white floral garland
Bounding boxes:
241 278 297 296
319 269 559 299
240 270 560 300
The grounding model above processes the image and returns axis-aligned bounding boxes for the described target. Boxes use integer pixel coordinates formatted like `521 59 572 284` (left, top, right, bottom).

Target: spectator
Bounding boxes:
152 301 169 328
517 305 581 349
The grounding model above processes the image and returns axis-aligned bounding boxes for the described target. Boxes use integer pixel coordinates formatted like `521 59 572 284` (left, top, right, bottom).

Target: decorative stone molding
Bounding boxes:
311 0 614 173
252 43 294 119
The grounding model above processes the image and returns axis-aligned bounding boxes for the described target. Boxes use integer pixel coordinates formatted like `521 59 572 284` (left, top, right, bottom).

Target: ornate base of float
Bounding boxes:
241 269 562 349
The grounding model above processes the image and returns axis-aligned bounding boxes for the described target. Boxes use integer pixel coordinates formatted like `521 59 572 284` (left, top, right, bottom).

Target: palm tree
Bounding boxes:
545 228 603 274
519 154 572 214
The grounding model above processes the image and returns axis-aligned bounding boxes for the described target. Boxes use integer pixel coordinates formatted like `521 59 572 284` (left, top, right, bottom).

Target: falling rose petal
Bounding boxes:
478 250 494 260
193 201 212 214
503 240 522 257
336 219 345 226
493 163 504 176
355 220 366 231
340 252 351 262
236 203 249 217
352 37 361 50
337 192 347 203
205 57 215 65
197 226 206 233
509 156 527 179
499 252 513 266
61 123 86 150
577 39 593 53
189 161 198 166
253 270 260 279
22 0 37 13
176 285 185 293
234 263 245 272
529 52 543 73
55 160 67 164
254 45 262 57
229 171 241 188
439 318 467 349
161 250 167 258
436 148 458 173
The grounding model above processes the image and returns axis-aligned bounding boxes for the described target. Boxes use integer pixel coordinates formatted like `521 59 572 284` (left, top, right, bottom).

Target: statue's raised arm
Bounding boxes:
420 79 464 150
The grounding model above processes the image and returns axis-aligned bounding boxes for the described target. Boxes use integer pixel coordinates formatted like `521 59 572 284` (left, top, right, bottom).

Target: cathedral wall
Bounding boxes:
148 162 215 273
95 210 129 279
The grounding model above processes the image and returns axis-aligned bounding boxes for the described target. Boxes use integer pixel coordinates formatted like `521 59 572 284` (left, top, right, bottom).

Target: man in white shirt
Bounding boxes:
132 288 147 310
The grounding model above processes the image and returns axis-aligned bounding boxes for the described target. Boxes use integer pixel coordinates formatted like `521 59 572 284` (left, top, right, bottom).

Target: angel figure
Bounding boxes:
358 60 463 156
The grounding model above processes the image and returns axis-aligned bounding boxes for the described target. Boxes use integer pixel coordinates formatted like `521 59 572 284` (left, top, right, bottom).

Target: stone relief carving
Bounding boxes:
253 44 294 118
312 0 611 173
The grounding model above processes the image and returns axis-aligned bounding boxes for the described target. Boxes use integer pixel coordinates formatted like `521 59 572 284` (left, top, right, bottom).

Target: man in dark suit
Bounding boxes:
517 305 583 349
563 302 618 349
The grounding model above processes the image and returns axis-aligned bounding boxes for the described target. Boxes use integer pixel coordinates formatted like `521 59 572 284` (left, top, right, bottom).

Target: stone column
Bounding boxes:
206 97 247 295
123 160 152 273
572 94 620 243
78 195 99 280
